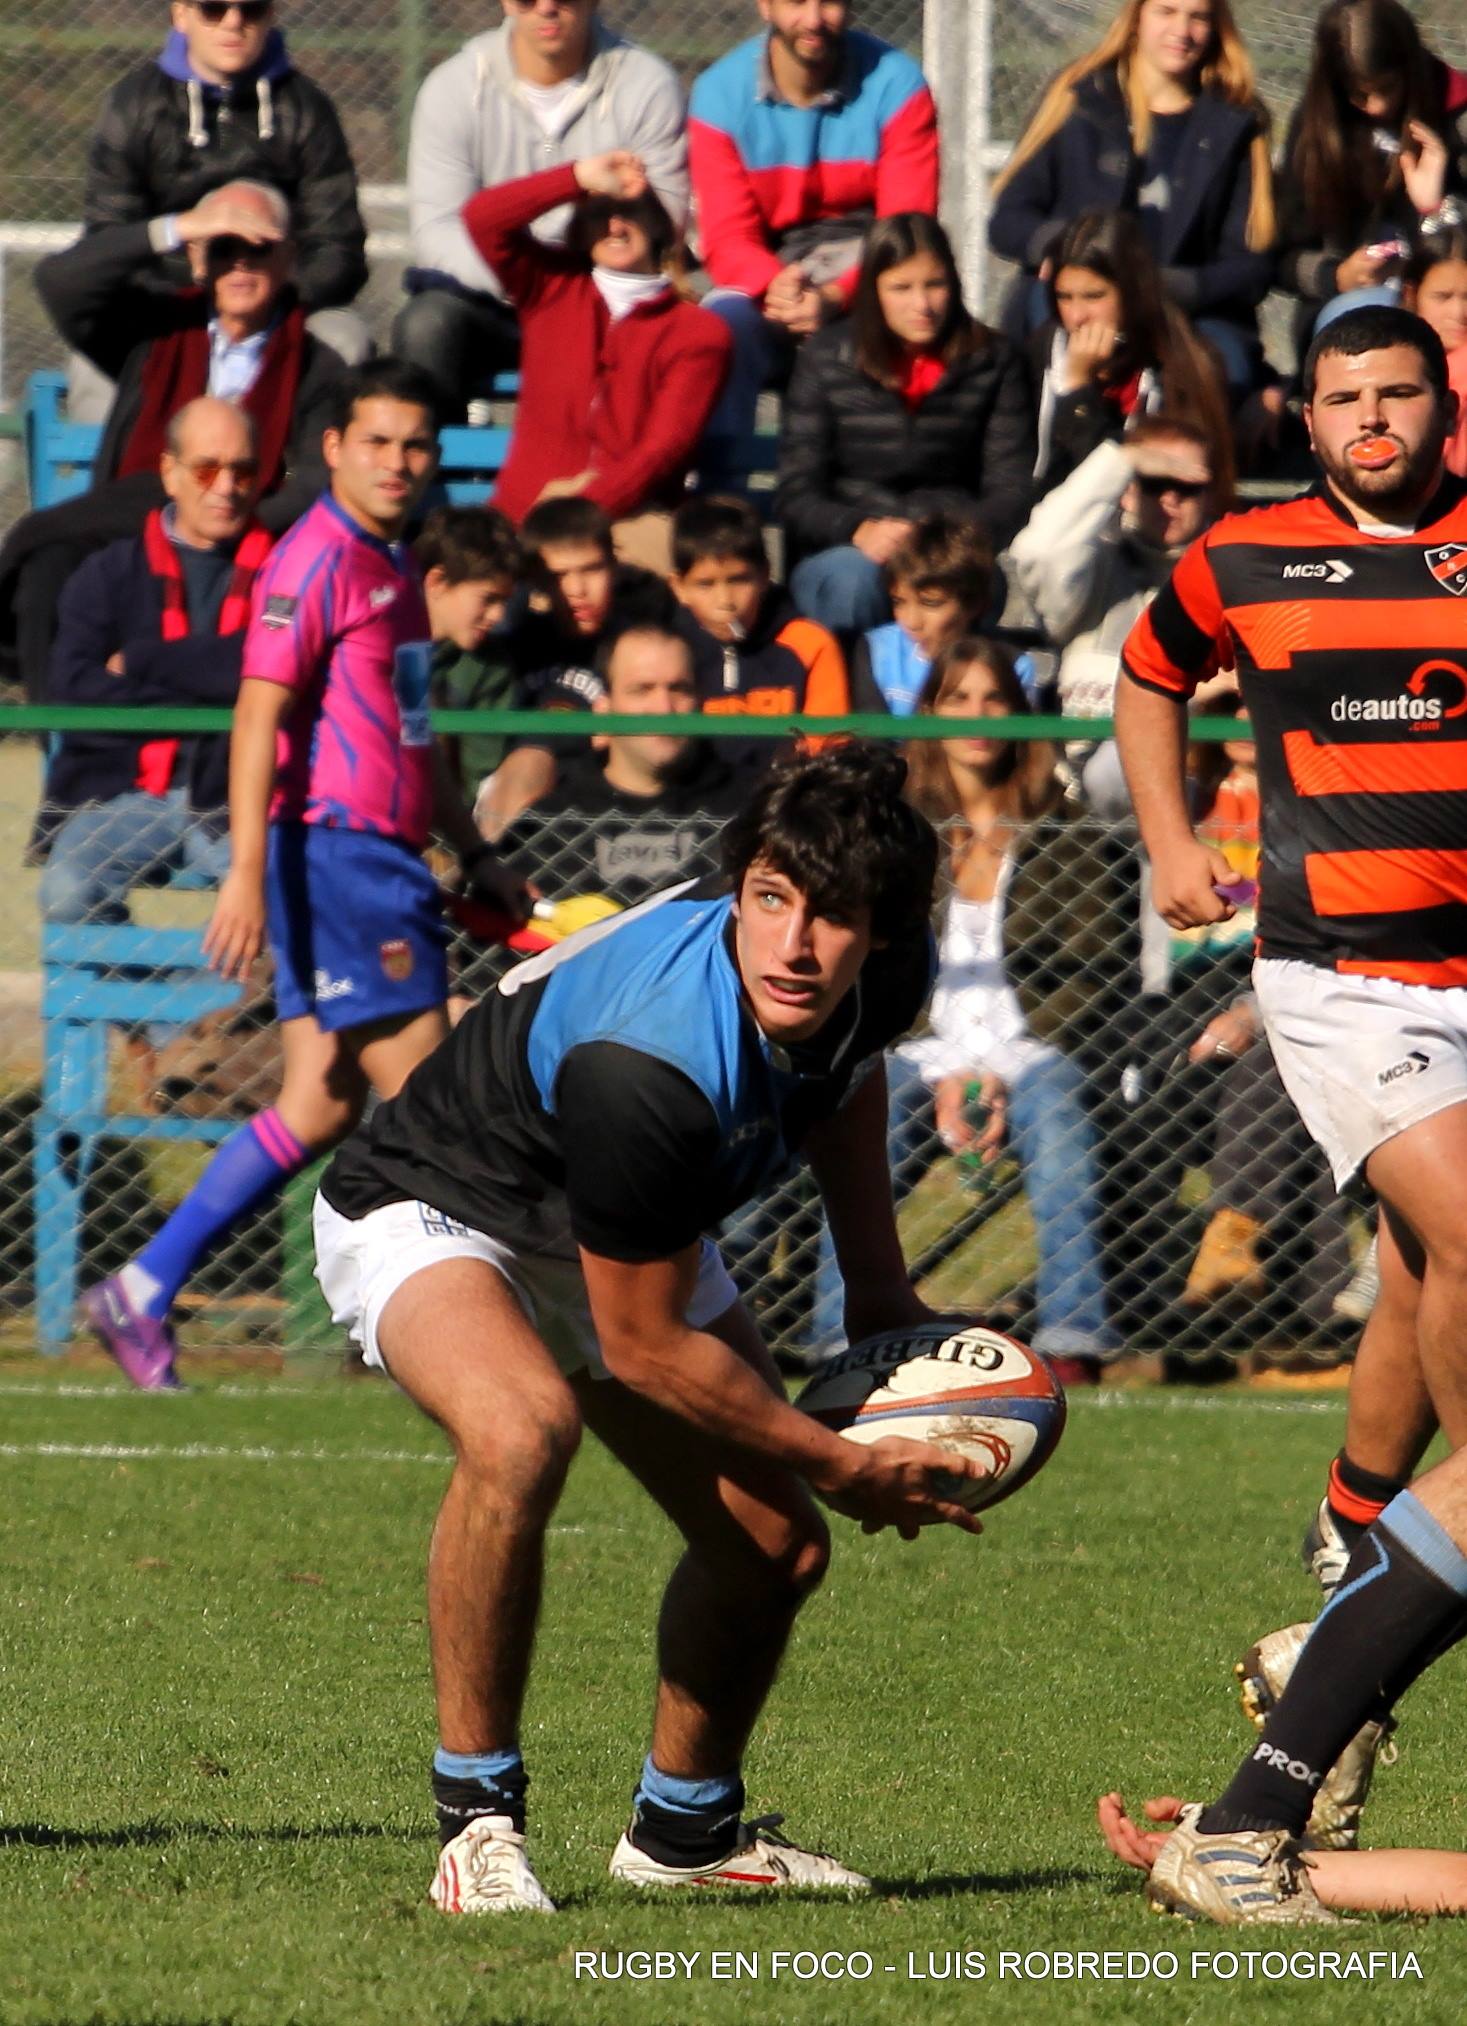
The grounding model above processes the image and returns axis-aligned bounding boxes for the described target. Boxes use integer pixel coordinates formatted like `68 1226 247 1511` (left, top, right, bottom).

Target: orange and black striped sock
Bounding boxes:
1328 1450 1408 1535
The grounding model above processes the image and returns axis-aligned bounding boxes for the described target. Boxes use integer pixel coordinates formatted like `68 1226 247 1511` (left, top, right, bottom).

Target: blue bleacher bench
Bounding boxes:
35 920 244 1352
23 369 778 514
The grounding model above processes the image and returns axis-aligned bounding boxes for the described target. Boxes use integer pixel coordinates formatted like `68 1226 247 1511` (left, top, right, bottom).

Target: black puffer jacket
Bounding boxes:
83 32 366 312
774 321 1036 560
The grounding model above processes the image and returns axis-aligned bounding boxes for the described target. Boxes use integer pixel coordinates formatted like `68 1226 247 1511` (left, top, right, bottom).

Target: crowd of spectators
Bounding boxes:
11 0 1456 1363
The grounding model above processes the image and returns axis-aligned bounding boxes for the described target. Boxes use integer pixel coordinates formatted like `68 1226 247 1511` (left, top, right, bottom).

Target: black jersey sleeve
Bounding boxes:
556 1042 728 1263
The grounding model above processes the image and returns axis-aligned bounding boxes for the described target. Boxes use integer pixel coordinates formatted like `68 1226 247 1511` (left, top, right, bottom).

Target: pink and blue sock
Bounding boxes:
121 1108 310 1320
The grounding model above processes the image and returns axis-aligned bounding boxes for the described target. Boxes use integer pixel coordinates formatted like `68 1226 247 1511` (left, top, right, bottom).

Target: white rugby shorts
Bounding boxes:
1254 957 1467 1192
312 1193 739 1380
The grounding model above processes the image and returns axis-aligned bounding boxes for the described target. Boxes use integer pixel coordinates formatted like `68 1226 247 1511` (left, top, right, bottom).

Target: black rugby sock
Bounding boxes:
1200 1492 1467 1836
432 1748 528 1845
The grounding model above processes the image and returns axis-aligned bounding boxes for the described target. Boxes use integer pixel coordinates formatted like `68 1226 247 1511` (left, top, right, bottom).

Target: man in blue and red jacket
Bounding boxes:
36 397 271 923
689 1 938 476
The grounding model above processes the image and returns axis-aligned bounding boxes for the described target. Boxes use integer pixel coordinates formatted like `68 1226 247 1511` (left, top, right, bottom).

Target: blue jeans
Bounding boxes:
40 789 231 924
812 1050 1118 1357
789 546 891 635
698 291 797 491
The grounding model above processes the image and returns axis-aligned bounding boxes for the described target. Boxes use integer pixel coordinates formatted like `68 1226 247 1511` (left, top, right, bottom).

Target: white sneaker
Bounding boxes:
430 1815 556 1914
609 1813 870 1891
1236 1621 1396 1851
1147 1804 1345 1925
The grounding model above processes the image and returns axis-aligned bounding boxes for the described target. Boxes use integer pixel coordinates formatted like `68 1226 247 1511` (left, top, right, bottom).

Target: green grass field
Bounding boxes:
2 1364 1465 2026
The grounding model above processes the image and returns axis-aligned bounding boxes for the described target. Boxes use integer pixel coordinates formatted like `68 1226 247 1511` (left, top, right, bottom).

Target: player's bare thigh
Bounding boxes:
348 1004 451 1100
377 1256 582 1483
1366 1099 1467 1276
573 1295 828 1582
275 1013 369 1147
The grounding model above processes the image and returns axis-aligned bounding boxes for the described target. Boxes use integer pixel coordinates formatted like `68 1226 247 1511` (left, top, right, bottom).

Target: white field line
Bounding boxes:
0 1439 448 1465
1074 1391 1342 1415
0 1380 323 1400
0 1382 1346 1421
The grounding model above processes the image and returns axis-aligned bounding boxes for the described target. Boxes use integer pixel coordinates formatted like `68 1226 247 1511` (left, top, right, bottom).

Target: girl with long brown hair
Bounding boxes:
776 214 1034 635
1030 210 1237 499
1279 0 1467 341
811 639 1121 1384
988 0 1275 392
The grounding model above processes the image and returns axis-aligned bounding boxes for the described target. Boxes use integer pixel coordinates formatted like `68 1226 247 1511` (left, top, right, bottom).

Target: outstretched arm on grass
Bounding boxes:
1097 1793 1467 1914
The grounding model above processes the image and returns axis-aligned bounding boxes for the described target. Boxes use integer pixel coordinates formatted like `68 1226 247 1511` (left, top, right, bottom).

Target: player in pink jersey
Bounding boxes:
83 360 523 1390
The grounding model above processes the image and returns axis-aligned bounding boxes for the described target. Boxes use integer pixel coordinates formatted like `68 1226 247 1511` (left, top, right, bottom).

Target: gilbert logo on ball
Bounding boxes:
795 1321 1067 1514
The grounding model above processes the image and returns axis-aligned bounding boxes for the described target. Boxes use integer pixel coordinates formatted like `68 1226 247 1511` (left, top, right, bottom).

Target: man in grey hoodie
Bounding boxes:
397 0 689 420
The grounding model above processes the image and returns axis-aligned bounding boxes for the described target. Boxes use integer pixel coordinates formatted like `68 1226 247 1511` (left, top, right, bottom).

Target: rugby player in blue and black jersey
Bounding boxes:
313 741 985 1913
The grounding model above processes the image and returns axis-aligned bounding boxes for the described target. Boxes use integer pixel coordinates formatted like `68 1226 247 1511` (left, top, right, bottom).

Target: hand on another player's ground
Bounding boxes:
822 1434 986 1541
1097 1792 1187 1872
203 868 267 980
1149 837 1237 930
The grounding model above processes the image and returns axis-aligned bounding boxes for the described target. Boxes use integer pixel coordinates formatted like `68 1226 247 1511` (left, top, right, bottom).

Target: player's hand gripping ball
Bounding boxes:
795 1321 1067 1514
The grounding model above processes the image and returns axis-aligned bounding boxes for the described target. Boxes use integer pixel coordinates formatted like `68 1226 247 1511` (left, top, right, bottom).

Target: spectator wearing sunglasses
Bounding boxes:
79 0 367 369
0 181 345 700
34 397 273 921
1009 413 1227 825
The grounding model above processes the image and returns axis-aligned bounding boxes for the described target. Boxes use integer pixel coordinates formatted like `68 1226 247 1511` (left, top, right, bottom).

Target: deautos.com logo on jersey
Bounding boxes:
1332 659 1467 732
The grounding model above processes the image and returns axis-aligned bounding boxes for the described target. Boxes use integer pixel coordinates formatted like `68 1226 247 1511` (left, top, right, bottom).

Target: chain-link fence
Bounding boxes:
0 726 1376 1372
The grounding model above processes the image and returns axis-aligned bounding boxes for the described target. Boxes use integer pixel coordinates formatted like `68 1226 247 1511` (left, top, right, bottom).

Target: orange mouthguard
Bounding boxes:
1349 437 1396 468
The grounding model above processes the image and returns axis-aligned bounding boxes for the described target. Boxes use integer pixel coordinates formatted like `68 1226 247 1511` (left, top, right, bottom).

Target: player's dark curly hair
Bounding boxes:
1302 303 1449 402
721 742 938 945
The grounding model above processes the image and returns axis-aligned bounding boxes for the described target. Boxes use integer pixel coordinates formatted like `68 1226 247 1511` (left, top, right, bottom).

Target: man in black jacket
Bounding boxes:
36 397 272 925
1 181 343 699
80 0 367 349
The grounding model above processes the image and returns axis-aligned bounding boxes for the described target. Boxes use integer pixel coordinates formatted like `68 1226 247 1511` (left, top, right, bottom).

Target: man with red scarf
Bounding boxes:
0 181 343 698
36 396 271 923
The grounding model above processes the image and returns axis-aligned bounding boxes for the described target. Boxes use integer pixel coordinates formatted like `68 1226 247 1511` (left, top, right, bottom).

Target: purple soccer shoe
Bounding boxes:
79 1277 185 1392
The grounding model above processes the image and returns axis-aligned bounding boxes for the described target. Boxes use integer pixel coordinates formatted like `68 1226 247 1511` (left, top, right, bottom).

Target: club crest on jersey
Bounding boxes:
369 585 398 609
1425 544 1467 595
379 938 414 982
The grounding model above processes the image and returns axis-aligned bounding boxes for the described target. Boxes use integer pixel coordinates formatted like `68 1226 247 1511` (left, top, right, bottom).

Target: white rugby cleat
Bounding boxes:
430 1815 556 1914
609 1813 871 1891
1147 1804 1344 1925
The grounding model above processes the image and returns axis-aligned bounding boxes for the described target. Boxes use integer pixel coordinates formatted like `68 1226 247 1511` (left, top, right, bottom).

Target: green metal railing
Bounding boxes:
0 706 1249 741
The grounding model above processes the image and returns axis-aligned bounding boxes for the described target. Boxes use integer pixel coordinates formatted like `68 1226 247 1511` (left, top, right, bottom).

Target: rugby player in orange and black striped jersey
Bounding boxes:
1109 307 1467 1923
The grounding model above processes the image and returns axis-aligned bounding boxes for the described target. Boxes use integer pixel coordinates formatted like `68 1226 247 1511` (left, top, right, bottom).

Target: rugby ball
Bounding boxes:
794 1321 1067 1514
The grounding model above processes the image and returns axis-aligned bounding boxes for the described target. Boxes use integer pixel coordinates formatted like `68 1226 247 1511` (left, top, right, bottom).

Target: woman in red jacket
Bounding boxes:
462 153 733 575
